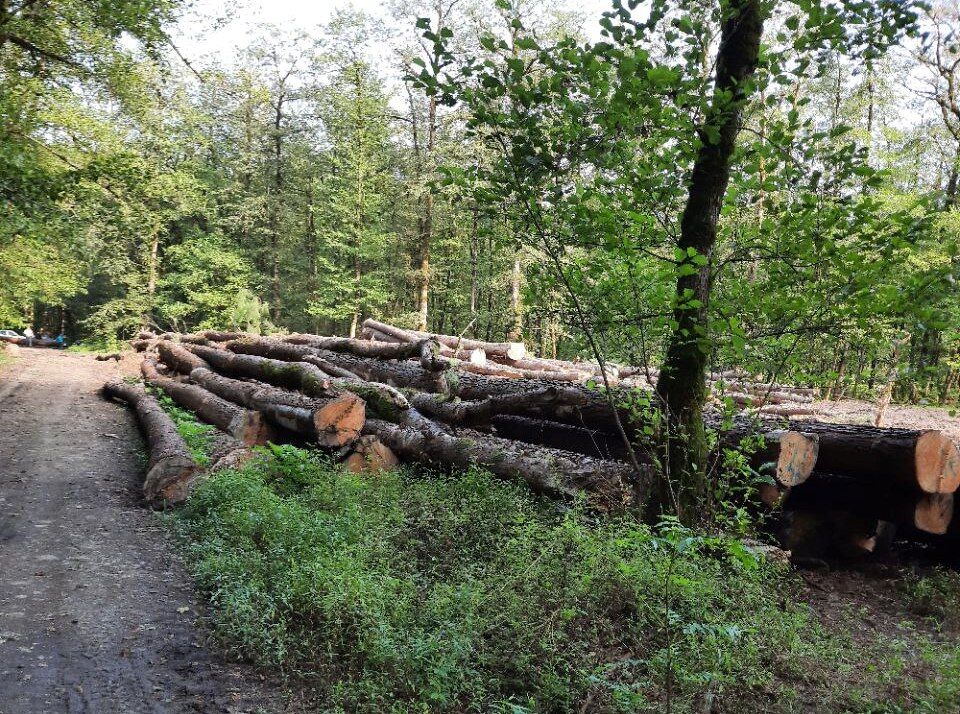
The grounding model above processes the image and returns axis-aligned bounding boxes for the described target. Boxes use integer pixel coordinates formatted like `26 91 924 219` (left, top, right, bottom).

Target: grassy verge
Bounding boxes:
156 396 960 712
168 443 917 713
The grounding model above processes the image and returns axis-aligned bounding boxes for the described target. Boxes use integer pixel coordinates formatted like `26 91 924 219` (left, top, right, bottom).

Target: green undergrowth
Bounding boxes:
168 444 861 713
153 390 215 465
156 400 960 712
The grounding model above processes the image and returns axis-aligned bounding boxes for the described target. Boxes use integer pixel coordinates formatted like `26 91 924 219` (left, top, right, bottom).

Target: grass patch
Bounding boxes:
152 391 215 465
168 445 879 713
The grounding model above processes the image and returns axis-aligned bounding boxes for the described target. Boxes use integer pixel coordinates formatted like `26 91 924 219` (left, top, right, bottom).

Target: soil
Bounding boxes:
0 348 292 714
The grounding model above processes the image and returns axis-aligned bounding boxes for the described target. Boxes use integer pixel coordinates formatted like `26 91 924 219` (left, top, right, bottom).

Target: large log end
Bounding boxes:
313 392 365 447
506 342 526 361
776 431 819 487
914 493 954 535
143 454 198 509
343 435 400 474
915 432 960 494
229 410 276 446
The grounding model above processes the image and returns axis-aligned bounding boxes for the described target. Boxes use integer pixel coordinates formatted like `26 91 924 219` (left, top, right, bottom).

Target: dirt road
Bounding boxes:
0 349 286 713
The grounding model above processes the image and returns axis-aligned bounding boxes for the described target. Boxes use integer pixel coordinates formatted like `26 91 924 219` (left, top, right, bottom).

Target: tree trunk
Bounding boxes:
102 379 197 508
343 435 400 474
655 0 765 523
183 342 411 422
362 318 526 360
362 409 649 512
785 475 954 535
141 358 273 446
158 341 209 374
187 367 363 448
791 422 960 494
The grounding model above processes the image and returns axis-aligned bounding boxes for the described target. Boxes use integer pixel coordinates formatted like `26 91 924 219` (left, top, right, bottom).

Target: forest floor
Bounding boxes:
805 398 960 441
0 348 292 714
1 348 960 711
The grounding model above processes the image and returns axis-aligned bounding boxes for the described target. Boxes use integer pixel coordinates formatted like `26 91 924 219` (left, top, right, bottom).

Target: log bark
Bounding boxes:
186 342 410 420
785 474 954 535
227 338 628 428
102 379 197 508
361 409 649 511
285 333 445 371
187 367 363 448
202 330 251 342
409 388 572 427
490 414 632 462
363 318 526 360
141 359 273 446
158 341 209 374
783 422 960 494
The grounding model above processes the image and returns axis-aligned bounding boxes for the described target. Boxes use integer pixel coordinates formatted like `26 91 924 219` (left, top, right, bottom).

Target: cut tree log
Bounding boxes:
784 510 883 560
408 388 577 427
183 342 410 420
227 338 631 429
141 358 273 446
285 333 445 372
719 427 819 488
361 408 649 511
363 317 527 361
782 422 960 494
343 435 400 474
102 379 197 508
202 330 251 343
785 473 955 535
158 341 209 375
490 414 632 461
187 367 363 448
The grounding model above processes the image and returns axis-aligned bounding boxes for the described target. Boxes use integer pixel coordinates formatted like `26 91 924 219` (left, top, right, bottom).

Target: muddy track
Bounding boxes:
0 349 288 713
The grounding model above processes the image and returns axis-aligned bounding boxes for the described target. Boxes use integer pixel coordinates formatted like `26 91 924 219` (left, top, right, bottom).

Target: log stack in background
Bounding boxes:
115 322 960 561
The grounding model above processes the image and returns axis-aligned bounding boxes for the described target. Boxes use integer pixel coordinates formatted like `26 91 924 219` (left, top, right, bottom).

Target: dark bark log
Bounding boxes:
655 0 765 522
102 379 197 508
785 422 960 494
187 367 363 448
785 474 954 535
409 388 571 427
784 510 882 560
490 414 632 461
141 358 273 446
361 409 649 512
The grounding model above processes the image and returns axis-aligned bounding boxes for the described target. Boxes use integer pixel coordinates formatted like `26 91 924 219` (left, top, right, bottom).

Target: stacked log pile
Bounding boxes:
113 325 960 562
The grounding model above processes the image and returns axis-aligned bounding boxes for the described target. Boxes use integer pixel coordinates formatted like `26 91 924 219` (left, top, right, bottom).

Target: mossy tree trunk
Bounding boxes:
655 0 765 524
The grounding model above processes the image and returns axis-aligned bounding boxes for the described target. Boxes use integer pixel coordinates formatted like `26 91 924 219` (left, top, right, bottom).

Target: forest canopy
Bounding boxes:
1 0 957 410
